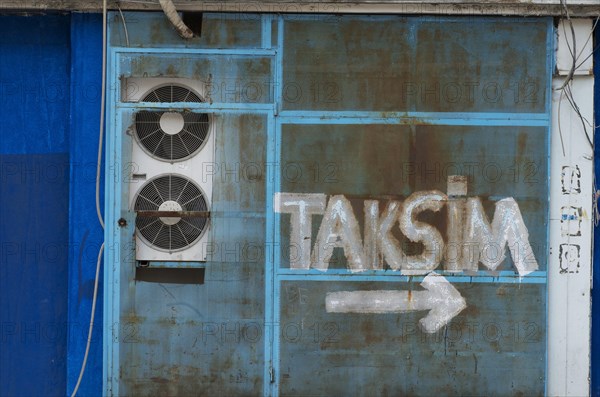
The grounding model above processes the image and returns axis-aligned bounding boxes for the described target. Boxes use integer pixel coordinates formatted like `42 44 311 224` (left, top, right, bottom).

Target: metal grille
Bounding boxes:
142 84 202 103
134 174 209 251
135 110 210 161
135 84 210 161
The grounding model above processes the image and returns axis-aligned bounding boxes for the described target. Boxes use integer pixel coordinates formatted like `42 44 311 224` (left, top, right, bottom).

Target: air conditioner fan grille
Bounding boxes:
142 84 202 103
134 174 209 251
135 110 210 161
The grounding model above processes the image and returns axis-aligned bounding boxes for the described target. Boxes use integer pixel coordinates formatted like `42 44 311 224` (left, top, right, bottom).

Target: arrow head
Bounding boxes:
418 272 467 333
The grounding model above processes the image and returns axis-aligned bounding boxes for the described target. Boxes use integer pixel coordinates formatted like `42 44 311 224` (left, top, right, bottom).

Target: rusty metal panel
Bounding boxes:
279 281 545 395
272 15 551 396
105 12 552 396
276 123 548 395
110 12 263 49
118 53 273 104
282 17 549 113
279 124 548 271
115 111 268 396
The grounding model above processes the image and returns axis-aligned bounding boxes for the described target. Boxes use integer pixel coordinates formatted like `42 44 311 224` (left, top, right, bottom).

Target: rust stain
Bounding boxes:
225 18 236 47
124 312 144 324
150 21 164 44
149 377 169 384
165 64 178 77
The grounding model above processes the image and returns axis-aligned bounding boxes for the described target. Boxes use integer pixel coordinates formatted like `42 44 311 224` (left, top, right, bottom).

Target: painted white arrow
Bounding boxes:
325 272 467 333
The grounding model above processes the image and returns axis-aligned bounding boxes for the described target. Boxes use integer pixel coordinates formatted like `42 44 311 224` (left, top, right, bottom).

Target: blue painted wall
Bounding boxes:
0 15 71 396
0 13 103 396
67 13 104 397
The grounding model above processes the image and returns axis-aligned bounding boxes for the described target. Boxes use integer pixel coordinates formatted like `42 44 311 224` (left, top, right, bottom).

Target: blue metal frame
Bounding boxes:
277 111 549 126
105 14 279 396
276 270 547 284
110 47 277 56
103 24 117 395
267 18 285 394
543 20 555 397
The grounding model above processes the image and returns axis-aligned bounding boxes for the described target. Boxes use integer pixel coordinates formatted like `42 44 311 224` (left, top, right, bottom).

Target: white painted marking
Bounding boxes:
399 191 447 272
325 272 466 333
312 195 366 272
465 197 538 276
366 200 406 270
274 193 326 269
274 176 539 275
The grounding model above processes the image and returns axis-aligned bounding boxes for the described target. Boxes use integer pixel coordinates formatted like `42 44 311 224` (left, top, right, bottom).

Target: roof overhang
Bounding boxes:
1 0 599 17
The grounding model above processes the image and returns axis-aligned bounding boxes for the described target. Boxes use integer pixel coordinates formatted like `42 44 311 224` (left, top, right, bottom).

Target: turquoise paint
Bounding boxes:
105 13 552 396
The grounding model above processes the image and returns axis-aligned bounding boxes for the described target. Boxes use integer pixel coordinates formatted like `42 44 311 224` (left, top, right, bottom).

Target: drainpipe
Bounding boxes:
158 0 194 39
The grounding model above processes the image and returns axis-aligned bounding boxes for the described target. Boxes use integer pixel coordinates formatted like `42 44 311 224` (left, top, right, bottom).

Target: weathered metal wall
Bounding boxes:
106 13 552 396
273 16 550 396
105 13 271 396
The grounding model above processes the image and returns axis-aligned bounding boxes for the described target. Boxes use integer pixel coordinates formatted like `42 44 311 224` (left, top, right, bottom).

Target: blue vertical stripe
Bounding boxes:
591 23 600 397
67 13 104 397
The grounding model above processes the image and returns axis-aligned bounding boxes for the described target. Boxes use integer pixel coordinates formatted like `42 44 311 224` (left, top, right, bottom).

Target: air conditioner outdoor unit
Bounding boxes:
124 78 214 262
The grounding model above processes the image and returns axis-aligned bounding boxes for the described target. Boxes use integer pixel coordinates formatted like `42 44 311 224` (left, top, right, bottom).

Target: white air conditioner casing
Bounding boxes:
122 77 211 103
125 78 214 262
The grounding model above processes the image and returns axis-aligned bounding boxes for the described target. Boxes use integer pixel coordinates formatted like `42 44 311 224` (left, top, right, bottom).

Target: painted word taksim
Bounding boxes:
274 175 538 276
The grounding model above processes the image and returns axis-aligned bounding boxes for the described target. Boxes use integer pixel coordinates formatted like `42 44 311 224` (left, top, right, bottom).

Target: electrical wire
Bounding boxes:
556 0 577 91
70 0 107 395
555 0 595 150
558 88 567 157
70 244 105 397
555 1 600 224
96 0 107 230
564 83 593 147
117 5 130 47
573 16 599 67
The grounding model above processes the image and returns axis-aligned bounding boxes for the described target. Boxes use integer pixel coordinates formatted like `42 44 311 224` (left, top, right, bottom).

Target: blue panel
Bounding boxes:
274 16 551 396
109 12 263 49
592 24 600 397
0 15 71 397
0 16 70 155
67 13 104 397
282 16 550 114
0 153 70 396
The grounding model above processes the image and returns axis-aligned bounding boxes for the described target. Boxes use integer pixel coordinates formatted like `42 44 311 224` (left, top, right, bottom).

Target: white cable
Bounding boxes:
70 243 105 397
70 0 107 395
117 5 130 47
96 0 107 230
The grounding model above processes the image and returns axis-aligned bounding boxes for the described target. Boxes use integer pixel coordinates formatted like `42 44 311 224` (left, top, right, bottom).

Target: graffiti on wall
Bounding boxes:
275 175 538 276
